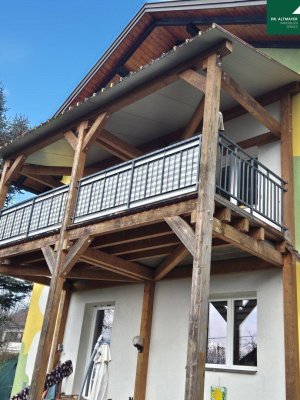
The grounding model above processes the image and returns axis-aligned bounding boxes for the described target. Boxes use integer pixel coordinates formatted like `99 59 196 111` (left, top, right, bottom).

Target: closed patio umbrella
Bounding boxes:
87 344 111 400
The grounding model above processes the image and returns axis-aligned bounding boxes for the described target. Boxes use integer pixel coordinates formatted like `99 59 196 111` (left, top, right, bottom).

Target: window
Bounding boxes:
206 298 257 370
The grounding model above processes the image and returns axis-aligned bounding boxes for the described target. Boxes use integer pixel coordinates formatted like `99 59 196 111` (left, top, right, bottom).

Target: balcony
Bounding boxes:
0 134 285 247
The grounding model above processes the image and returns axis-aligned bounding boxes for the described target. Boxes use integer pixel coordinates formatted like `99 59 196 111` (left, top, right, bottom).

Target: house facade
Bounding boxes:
2 1 300 400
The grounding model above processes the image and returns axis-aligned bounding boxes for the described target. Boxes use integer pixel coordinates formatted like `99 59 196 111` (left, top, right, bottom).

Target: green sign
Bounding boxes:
267 0 300 34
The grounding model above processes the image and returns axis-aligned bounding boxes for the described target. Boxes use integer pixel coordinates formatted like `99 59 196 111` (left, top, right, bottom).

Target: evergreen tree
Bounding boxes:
0 84 32 352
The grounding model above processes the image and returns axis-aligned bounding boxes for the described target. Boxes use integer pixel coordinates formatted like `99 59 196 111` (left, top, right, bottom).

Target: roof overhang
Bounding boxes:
1 25 299 163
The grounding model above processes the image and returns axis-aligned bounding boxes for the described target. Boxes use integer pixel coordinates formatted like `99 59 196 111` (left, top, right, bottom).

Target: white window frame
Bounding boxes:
206 296 257 373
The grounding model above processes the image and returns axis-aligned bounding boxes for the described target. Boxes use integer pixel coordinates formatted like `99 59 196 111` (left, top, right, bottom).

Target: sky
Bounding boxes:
0 0 166 127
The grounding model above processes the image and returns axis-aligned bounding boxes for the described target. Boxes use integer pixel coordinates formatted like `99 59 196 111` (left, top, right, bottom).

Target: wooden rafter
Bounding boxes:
92 223 172 248
181 97 205 140
60 236 92 277
224 81 300 122
22 165 72 176
20 172 63 188
95 129 143 160
221 71 281 137
164 216 195 256
179 69 206 93
4 155 26 185
82 112 110 152
81 248 154 281
107 234 179 256
155 245 189 281
213 217 282 266
64 130 77 150
41 246 56 275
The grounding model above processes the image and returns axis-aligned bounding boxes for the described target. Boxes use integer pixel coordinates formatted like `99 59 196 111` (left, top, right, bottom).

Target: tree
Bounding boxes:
0 84 32 356
0 84 29 205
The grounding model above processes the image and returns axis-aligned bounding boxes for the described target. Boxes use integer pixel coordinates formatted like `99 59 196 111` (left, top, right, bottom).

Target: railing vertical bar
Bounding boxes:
112 174 120 208
160 154 166 195
127 160 136 209
86 182 94 215
177 150 183 189
46 197 54 228
26 198 36 237
250 159 254 215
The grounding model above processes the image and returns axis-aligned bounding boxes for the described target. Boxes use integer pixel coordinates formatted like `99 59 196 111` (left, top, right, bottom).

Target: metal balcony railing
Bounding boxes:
216 134 286 230
0 133 286 246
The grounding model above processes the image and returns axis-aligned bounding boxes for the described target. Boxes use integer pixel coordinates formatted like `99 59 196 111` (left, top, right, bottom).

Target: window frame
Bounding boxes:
206 296 258 373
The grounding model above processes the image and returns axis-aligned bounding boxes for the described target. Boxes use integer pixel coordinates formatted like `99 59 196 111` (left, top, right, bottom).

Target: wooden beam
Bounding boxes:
250 227 265 241
184 52 222 400
134 282 155 400
222 71 281 137
165 216 195 256
60 236 92 277
181 97 205 140
166 257 277 280
179 69 206 93
233 217 249 233
82 112 110 152
0 264 49 277
213 218 282 266
223 81 300 122
95 129 143 160
214 207 231 223
41 246 56 275
155 245 189 281
64 131 77 151
107 235 180 256
69 266 137 281
0 200 196 259
81 248 154 281
91 223 172 248
20 172 63 188
21 165 72 176
237 132 279 149
0 160 11 208
123 246 175 261
4 155 26 185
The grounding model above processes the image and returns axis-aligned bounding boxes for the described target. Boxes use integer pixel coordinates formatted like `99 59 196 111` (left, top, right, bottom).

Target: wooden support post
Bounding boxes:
48 287 72 371
280 93 300 400
28 121 91 400
134 282 155 400
184 52 222 400
0 160 11 208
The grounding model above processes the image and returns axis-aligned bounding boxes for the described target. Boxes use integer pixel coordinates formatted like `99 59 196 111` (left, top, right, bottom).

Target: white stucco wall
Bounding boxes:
61 269 285 400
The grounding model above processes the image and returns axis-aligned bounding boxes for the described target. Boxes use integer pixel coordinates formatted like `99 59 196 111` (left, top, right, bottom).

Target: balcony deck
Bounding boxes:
0 134 285 247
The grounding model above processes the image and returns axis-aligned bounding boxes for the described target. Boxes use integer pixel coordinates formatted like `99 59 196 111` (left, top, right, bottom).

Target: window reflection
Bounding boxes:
207 301 227 365
233 299 257 366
